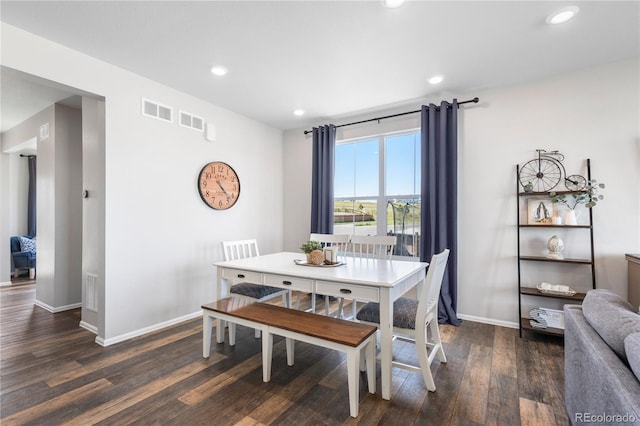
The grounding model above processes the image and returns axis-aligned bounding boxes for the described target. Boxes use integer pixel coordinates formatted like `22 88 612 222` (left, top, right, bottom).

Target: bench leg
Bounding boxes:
262 331 273 382
286 338 295 366
366 337 376 394
347 350 360 418
216 319 225 344
229 323 237 346
203 314 213 358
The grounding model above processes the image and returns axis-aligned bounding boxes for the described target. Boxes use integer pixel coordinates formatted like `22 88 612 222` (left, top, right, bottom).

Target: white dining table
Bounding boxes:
214 251 429 400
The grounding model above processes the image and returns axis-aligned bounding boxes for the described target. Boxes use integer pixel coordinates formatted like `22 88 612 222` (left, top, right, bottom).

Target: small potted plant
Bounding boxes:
300 240 324 265
549 179 605 225
523 181 534 192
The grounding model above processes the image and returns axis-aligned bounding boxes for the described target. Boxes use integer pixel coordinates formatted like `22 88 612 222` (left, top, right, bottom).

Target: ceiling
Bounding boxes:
1 1 639 132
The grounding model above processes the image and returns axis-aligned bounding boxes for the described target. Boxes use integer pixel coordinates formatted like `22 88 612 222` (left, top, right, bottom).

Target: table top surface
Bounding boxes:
215 252 428 288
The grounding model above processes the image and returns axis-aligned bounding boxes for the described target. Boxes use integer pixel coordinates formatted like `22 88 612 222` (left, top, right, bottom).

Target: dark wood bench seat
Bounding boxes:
202 297 377 417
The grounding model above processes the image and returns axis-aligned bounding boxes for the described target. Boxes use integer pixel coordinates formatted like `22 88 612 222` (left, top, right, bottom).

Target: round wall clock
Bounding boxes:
197 161 241 210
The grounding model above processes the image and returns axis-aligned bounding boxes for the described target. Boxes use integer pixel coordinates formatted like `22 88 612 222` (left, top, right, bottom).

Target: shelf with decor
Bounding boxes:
518 255 592 264
516 152 600 337
518 224 591 229
519 286 586 301
520 320 565 336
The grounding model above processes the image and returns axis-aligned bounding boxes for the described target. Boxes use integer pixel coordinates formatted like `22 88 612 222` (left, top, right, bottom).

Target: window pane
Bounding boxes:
334 199 377 236
385 133 420 196
335 139 379 198
334 131 420 257
387 198 421 257
354 139 378 196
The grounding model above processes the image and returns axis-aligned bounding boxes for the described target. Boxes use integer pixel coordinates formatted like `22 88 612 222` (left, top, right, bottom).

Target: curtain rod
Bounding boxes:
19 154 36 158
303 97 479 135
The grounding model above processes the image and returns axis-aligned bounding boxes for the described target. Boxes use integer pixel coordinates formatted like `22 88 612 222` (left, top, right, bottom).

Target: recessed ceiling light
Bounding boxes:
293 109 305 116
546 6 579 25
383 0 405 9
428 75 444 85
210 66 228 76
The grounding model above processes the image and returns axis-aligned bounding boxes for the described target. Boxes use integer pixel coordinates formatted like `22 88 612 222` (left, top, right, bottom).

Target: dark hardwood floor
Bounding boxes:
0 283 569 425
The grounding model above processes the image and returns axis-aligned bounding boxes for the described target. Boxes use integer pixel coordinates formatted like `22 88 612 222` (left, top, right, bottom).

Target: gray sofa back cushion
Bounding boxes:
582 289 640 364
625 332 640 381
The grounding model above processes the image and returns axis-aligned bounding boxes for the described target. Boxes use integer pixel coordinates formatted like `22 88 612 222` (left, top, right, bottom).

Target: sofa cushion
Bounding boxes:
582 289 640 363
18 236 36 253
625 332 640 381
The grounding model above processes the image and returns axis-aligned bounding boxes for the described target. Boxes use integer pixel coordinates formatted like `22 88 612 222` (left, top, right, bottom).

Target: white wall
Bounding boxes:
34 104 56 307
2 23 284 344
284 58 640 327
8 155 28 237
1 106 52 283
0 154 10 284
81 97 105 331
53 104 83 308
2 109 45 242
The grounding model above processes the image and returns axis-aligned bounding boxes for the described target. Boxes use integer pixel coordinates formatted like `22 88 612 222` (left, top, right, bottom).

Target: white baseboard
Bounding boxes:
457 313 519 329
96 310 202 347
34 299 82 313
0 281 12 287
79 321 98 334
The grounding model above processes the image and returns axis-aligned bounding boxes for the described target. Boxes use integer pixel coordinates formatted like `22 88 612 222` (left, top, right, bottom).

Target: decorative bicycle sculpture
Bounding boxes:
518 149 587 192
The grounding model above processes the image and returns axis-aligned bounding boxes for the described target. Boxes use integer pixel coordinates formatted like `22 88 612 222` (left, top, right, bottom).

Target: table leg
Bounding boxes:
379 291 392 400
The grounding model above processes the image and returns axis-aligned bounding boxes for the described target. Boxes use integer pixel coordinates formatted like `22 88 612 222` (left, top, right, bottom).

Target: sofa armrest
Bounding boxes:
564 305 640 424
11 251 36 269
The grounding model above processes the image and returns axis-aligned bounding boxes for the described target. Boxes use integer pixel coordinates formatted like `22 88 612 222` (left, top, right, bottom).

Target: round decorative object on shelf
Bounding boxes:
547 235 564 259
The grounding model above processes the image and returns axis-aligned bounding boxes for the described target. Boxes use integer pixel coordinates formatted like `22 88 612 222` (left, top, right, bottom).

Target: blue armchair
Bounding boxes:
10 236 36 278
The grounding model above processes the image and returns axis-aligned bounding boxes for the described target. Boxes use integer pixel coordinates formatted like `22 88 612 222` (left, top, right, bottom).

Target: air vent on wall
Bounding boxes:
85 273 98 312
179 110 204 132
141 98 173 123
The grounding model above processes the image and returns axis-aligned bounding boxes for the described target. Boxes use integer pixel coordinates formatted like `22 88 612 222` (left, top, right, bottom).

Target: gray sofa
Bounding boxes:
564 289 640 425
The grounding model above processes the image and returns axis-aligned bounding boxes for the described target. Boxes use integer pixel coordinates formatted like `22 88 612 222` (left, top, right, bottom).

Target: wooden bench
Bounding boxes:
202 297 377 418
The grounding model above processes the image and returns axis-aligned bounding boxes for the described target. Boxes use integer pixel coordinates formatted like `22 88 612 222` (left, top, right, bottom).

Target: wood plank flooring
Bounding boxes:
0 284 570 425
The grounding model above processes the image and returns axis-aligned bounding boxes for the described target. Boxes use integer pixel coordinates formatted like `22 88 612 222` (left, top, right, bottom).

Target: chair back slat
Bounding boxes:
349 235 396 260
222 239 260 261
309 233 349 256
416 249 450 326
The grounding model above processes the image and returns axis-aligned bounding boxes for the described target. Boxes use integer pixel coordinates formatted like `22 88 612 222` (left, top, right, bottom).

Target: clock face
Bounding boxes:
197 161 240 210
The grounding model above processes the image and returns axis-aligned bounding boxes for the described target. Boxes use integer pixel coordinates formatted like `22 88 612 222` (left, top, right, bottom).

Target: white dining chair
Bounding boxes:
308 233 350 313
356 249 450 391
221 239 290 343
339 234 397 318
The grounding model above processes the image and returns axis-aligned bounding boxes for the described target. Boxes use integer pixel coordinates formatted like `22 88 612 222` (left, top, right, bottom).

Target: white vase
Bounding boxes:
565 210 578 226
